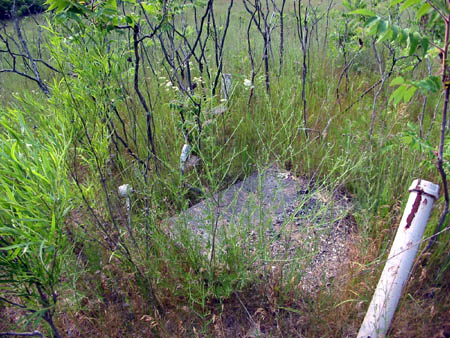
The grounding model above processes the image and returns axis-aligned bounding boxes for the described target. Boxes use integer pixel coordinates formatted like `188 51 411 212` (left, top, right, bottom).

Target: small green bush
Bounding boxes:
0 103 71 336
0 0 47 20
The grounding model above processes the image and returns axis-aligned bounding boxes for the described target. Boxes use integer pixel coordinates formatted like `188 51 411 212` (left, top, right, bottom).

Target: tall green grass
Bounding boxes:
0 97 71 335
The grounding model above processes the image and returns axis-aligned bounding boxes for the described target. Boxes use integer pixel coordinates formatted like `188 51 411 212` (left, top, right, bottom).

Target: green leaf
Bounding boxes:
378 26 393 43
415 76 442 93
403 86 417 102
39 241 46 266
31 170 50 184
103 8 117 16
389 0 404 6
390 76 405 86
400 0 421 12
49 212 56 242
368 18 381 35
376 20 388 36
430 76 442 91
0 242 38 251
125 15 134 25
10 142 18 163
364 16 380 29
389 85 407 105
45 0 71 13
104 0 117 11
342 0 351 10
141 2 159 15
0 227 20 235
391 24 399 40
397 29 409 44
349 9 377 17
408 31 420 55
416 3 432 20
9 247 22 261
400 135 413 145
421 37 430 57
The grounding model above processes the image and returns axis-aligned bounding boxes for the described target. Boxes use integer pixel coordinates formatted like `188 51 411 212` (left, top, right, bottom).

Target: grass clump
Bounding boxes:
0 103 71 337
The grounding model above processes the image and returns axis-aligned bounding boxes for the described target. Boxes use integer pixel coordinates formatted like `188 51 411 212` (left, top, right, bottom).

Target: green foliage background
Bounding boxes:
0 0 47 20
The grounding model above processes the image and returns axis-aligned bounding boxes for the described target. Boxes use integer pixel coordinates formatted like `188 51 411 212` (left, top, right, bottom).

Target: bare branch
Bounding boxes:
0 331 44 338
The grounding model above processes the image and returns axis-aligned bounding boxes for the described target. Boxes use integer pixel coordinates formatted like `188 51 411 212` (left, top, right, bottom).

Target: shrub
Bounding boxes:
0 103 71 337
0 0 47 20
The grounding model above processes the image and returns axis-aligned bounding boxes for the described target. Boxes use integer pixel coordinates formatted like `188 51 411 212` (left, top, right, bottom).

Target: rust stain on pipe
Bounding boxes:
405 192 422 229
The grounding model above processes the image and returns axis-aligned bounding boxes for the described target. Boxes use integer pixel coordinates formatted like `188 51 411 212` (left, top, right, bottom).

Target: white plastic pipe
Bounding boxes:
221 73 232 101
180 144 191 175
118 184 133 227
358 179 439 338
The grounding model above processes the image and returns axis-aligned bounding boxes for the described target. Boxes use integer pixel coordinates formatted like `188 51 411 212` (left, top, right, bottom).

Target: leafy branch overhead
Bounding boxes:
349 0 446 104
389 75 441 105
349 7 431 57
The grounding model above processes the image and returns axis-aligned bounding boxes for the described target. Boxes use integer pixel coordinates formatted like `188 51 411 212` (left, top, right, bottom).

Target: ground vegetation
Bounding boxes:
0 0 449 336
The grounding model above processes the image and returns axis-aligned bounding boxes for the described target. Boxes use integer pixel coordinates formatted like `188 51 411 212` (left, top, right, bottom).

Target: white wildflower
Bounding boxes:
243 79 252 87
193 76 203 83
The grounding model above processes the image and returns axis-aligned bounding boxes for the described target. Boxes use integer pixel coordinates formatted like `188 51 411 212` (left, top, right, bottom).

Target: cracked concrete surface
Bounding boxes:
167 166 357 291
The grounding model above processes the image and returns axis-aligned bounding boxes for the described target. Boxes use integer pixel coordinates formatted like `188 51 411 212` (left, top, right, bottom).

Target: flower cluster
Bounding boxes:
243 78 253 89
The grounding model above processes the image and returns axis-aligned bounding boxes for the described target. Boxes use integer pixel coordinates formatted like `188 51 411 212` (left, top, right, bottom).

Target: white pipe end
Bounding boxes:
180 144 191 174
118 184 133 198
408 179 439 199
